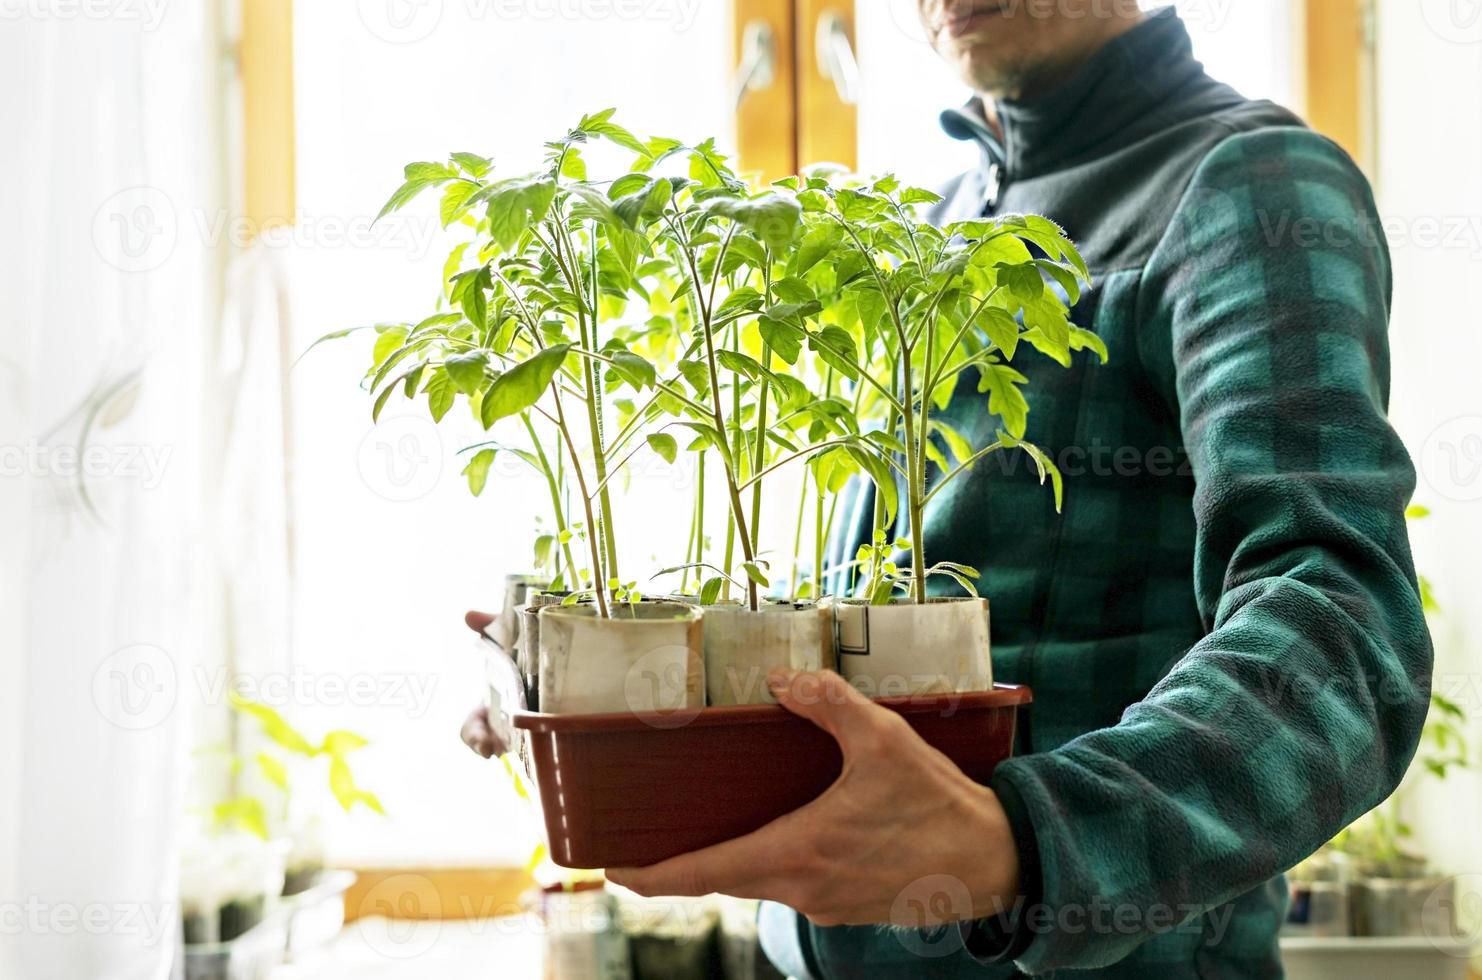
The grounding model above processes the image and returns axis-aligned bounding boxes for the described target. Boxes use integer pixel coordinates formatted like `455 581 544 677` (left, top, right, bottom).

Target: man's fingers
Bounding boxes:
606 811 804 900
465 610 496 635
767 669 891 756
460 705 503 758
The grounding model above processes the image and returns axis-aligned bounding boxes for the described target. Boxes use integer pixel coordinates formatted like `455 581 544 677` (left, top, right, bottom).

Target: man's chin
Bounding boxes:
943 44 1021 97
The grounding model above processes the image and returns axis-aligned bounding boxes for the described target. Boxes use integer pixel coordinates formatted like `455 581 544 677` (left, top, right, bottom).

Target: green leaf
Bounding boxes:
426 371 456 422
677 359 711 398
612 176 672 227
1069 326 1109 363
716 350 763 379
257 753 288 792
699 576 725 606
900 187 944 205
702 192 803 252
647 432 678 464
724 236 769 275
771 277 816 305
997 261 1045 302
444 350 489 395
808 325 860 380
580 111 648 154
740 562 771 588
405 161 457 183
377 172 441 221
372 325 410 368
932 420 975 467
977 361 1031 439
1035 258 1082 305
716 286 764 319
462 448 497 496
980 307 1021 361
480 344 571 428
329 757 358 811
351 790 387 816
794 223 841 276
846 447 898 527
534 534 555 570
486 177 557 251
296 324 375 365
371 380 399 423
230 693 316 756
320 730 370 756
559 147 587 180
1006 434 1064 512
439 181 481 228
759 317 803 365
450 152 493 178
213 797 269 840
606 349 657 390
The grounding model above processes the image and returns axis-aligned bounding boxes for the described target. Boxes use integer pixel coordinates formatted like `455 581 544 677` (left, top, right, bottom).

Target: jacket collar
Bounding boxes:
940 6 1207 180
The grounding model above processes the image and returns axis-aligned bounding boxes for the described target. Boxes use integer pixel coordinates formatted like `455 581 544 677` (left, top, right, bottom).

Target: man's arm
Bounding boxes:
988 127 1433 973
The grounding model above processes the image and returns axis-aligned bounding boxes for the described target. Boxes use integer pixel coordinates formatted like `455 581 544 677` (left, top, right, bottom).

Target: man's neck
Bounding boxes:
979 11 1148 139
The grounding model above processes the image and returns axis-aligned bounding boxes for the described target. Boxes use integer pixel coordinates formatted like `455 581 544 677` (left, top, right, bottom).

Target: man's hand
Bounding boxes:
607 670 1022 929
460 610 507 759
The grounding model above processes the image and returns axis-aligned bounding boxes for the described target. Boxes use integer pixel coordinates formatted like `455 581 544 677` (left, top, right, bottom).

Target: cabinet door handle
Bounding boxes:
735 19 778 110
816 10 859 105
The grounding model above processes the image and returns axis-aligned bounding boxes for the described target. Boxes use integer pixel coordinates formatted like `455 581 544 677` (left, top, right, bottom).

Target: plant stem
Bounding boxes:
814 478 827 599
550 389 609 618
901 346 927 604
669 217 760 611
551 222 621 604
521 413 580 588
749 261 774 559
790 466 808 602
694 452 706 590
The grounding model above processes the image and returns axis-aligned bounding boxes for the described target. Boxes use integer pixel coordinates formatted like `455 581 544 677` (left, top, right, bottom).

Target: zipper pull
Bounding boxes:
983 163 1003 213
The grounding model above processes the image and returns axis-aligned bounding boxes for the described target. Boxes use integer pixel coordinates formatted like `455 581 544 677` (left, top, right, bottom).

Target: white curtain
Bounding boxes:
0 7 222 978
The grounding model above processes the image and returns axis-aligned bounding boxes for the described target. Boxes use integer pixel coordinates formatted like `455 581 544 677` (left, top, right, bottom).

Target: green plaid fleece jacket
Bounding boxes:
760 9 1432 979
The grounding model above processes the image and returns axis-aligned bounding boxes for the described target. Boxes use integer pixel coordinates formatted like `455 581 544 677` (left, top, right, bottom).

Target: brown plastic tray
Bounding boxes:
510 685 1031 869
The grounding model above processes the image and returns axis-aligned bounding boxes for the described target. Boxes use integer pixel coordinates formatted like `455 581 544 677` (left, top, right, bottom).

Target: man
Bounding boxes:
465 2 1433 976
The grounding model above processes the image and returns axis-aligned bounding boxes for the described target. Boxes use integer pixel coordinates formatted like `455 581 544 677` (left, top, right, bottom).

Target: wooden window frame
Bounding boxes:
1300 0 1376 171
734 0 858 182
240 0 295 235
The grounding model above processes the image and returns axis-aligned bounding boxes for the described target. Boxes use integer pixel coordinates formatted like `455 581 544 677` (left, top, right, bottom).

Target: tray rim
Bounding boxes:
511 682 1031 734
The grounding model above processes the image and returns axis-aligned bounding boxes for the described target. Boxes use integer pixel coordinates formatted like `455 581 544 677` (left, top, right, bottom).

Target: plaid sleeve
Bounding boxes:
989 128 1434 973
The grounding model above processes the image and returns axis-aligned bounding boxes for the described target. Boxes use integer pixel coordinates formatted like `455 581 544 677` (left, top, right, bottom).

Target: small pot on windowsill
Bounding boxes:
1350 857 1455 938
